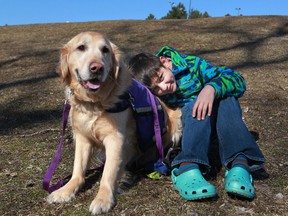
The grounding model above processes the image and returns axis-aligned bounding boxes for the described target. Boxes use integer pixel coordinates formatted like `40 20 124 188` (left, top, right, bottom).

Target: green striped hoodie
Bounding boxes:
155 46 246 108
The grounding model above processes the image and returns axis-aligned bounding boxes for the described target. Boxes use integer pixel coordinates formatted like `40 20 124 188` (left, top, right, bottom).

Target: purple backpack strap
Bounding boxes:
147 90 164 160
42 101 71 193
144 82 168 174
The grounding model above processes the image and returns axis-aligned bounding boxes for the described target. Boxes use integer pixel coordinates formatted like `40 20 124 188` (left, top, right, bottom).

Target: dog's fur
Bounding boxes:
46 32 181 214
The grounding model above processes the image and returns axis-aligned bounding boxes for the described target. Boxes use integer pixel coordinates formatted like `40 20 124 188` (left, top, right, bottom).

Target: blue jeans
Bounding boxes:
171 97 265 172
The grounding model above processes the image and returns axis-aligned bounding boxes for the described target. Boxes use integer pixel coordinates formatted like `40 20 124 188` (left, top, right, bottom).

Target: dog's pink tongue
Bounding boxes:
83 81 100 90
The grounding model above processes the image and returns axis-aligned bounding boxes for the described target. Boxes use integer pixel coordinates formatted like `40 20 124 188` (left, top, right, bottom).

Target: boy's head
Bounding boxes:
129 52 176 96
129 52 162 88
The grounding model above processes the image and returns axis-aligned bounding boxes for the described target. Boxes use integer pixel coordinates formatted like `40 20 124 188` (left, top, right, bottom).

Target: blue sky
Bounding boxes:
1 0 287 26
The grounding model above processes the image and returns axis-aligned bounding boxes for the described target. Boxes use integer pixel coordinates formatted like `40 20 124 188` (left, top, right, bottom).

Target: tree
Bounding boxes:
146 14 156 20
188 9 210 19
202 12 210 18
161 3 187 19
189 9 202 19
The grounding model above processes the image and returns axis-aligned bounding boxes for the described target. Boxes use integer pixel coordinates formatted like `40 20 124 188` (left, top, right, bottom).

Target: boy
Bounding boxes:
129 46 265 200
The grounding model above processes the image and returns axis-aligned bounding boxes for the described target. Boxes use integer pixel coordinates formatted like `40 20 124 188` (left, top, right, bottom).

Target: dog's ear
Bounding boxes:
110 42 123 79
110 42 122 63
56 45 70 83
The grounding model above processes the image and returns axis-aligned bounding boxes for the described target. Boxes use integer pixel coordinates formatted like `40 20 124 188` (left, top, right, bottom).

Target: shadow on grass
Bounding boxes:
0 108 62 134
0 73 58 91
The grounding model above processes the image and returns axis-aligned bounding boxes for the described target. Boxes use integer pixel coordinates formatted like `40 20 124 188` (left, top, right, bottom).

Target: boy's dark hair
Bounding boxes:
128 52 163 88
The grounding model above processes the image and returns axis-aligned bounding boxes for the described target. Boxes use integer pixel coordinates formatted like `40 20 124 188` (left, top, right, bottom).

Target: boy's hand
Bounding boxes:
192 85 215 120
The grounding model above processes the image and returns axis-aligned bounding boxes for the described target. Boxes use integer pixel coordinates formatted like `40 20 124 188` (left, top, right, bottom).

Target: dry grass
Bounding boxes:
0 16 287 215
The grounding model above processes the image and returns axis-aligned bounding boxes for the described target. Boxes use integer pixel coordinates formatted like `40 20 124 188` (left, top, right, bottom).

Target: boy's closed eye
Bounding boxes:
150 73 162 89
156 73 164 84
150 78 160 93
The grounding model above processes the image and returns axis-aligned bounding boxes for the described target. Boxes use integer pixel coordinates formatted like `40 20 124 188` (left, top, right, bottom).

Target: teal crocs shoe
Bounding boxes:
171 168 217 200
225 167 255 199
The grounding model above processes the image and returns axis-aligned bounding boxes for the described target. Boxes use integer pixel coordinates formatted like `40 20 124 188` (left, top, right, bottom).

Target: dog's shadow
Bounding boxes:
64 159 142 194
77 168 103 192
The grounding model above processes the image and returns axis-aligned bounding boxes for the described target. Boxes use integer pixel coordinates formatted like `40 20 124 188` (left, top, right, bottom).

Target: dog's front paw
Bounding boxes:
46 189 75 203
89 195 115 215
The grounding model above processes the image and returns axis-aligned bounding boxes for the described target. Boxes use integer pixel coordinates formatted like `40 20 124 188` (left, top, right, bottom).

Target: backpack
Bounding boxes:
127 79 166 152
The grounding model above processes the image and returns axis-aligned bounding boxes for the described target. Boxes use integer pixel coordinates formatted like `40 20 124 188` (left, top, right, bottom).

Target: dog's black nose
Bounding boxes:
90 62 102 73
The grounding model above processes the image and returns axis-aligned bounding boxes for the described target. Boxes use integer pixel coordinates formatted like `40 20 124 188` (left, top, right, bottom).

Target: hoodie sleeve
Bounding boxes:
197 58 246 98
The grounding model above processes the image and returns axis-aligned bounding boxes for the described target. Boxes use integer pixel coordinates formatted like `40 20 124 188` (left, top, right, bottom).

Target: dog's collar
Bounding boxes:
65 87 130 112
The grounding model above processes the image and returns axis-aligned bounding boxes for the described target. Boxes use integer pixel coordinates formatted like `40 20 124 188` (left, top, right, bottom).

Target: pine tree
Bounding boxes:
161 3 187 19
146 14 156 20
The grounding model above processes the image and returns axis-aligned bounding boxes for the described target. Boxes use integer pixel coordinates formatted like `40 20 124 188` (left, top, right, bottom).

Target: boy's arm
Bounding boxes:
197 58 246 98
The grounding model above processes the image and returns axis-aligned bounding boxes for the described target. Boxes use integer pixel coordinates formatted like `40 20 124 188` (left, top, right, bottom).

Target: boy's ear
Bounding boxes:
159 56 172 69
159 56 167 64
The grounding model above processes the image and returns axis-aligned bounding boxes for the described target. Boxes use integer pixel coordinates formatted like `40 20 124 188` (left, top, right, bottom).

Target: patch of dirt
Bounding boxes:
0 16 287 215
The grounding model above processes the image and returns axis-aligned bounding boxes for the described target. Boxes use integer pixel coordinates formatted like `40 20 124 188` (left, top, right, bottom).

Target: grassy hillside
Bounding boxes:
0 16 287 215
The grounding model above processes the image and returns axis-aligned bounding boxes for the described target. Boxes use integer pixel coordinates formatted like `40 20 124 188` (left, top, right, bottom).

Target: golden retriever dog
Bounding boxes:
46 31 181 215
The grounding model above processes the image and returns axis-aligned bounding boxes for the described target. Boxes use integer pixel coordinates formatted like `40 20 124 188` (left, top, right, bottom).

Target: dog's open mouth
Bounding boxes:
81 79 101 91
76 69 103 92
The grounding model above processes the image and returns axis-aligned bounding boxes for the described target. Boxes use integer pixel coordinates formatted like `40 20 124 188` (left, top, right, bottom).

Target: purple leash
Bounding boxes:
42 101 71 193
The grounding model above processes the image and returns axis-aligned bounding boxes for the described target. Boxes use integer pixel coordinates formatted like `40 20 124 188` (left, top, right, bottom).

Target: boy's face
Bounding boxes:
150 66 177 96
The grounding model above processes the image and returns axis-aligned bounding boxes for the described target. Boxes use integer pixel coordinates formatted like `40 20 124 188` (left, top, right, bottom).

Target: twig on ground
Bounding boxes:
20 128 60 137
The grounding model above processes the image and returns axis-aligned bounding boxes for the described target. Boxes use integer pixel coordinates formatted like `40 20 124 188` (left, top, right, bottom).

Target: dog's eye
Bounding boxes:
102 46 110 54
77 45 86 51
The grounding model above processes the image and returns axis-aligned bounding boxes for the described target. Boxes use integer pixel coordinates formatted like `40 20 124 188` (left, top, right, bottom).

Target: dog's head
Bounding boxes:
57 32 125 101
